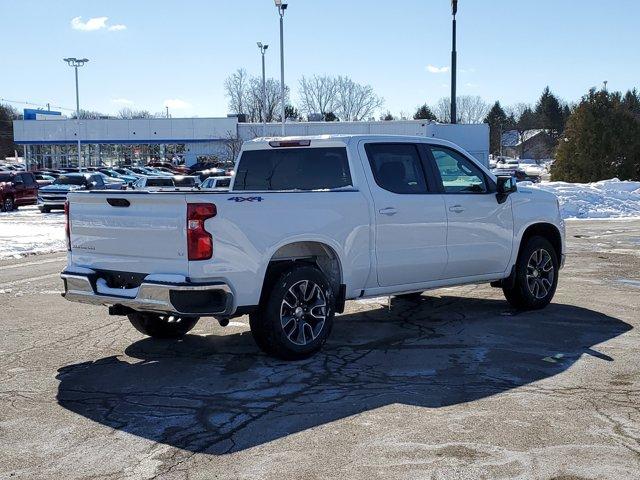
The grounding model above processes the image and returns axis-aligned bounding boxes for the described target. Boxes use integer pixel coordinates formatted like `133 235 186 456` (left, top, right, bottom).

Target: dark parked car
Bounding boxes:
38 173 118 213
0 172 39 212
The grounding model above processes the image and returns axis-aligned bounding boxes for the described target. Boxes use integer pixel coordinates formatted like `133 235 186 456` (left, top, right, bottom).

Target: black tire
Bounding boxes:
250 265 335 360
395 291 424 300
503 236 559 310
2 196 14 212
127 312 199 339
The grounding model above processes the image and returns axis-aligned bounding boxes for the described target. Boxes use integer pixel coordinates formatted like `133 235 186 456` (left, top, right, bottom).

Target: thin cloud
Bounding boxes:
163 99 192 110
426 64 450 74
111 98 134 105
70 16 126 32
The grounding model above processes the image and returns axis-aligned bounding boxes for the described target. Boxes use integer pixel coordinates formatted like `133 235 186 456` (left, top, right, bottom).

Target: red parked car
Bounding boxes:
0 172 39 212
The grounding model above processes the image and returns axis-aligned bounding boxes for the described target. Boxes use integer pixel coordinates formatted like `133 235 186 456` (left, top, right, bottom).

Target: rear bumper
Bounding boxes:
61 268 234 316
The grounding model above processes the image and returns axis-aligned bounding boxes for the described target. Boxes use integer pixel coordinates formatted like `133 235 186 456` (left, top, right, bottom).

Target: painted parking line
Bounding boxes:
0 272 61 289
0 256 66 271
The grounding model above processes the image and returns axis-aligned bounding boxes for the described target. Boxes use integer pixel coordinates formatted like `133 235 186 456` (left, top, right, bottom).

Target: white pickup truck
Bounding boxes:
61 135 565 359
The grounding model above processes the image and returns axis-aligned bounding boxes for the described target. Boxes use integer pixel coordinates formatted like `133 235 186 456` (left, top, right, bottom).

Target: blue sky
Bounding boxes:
2 0 639 118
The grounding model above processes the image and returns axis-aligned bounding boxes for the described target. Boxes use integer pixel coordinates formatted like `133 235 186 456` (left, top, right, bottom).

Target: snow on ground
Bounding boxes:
528 178 640 220
0 206 65 259
1 179 640 259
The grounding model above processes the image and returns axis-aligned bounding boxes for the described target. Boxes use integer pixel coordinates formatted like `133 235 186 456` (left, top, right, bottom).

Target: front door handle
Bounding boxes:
379 207 397 216
448 205 465 213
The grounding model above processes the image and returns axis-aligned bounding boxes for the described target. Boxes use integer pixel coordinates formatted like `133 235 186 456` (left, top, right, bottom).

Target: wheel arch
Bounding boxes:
518 222 563 260
259 240 344 305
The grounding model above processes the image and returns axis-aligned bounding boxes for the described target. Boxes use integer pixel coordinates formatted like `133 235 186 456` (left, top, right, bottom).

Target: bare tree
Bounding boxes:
432 95 489 124
433 97 452 123
223 130 243 163
117 108 153 119
224 68 249 115
334 76 384 121
298 75 338 117
245 77 289 123
457 96 489 124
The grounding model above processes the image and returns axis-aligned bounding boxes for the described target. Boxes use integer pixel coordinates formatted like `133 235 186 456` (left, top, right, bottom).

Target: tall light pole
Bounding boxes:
257 42 269 136
450 0 458 124
274 0 287 136
63 57 89 167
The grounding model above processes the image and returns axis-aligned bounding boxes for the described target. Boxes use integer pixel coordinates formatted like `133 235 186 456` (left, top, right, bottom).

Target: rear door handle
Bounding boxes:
379 207 397 216
448 205 465 213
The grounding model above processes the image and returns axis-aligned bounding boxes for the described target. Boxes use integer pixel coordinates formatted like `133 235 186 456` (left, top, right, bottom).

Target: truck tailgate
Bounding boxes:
68 191 189 275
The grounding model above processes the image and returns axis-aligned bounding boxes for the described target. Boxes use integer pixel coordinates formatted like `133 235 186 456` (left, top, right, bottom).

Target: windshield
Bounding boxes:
54 175 86 186
0 174 13 183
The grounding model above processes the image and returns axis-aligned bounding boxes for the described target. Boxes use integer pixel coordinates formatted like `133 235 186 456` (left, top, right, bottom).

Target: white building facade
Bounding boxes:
13 117 489 168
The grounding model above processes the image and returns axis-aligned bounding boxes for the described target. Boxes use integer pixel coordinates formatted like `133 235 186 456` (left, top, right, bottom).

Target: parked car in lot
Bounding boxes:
62 135 565 360
38 172 117 212
99 169 137 184
0 172 38 212
200 175 232 190
33 172 56 187
518 158 547 179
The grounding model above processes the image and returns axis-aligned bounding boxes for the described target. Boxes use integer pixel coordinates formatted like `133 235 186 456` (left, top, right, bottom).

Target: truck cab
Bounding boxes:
61 135 565 359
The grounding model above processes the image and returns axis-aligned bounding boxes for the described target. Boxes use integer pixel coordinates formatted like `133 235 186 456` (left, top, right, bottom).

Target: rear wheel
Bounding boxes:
250 265 335 360
127 312 199 339
503 236 558 310
2 196 14 212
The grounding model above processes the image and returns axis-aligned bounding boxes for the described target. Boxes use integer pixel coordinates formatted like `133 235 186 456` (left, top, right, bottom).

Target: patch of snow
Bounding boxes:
529 178 640 219
0 206 65 259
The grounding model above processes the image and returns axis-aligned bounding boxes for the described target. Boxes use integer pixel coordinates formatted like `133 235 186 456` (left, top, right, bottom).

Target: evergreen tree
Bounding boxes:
381 111 394 121
553 88 640 182
484 101 509 155
514 107 540 157
535 86 564 135
284 105 301 121
0 104 21 159
323 111 338 122
413 104 437 120
622 88 640 119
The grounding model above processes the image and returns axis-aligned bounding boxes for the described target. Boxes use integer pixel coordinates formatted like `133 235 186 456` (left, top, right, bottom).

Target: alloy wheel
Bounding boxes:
279 280 328 346
526 248 554 299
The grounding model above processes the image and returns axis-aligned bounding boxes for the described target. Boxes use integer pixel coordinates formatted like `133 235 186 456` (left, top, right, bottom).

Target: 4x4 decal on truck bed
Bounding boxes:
227 196 264 203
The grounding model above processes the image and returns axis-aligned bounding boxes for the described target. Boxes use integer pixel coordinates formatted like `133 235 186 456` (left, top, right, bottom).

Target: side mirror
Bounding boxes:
496 175 517 204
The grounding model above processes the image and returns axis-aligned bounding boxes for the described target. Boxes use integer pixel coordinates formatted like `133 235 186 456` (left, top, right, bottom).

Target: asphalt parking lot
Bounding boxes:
1 220 639 479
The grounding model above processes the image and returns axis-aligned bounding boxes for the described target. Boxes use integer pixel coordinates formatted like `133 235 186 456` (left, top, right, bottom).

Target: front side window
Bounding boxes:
430 147 487 194
234 147 352 191
365 143 428 194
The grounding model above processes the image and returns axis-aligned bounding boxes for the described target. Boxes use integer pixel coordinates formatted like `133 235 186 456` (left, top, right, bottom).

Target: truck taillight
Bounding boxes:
64 201 71 251
187 203 216 261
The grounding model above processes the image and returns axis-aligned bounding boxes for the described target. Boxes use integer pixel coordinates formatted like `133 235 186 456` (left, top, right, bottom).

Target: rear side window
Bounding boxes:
234 147 352 191
146 178 174 187
365 143 428 194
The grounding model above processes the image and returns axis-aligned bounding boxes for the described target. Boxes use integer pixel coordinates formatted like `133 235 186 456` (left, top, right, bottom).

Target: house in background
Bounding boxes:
501 129 556 159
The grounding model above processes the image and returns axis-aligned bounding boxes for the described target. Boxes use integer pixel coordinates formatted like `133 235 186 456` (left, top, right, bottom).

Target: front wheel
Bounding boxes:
503 236 559 310
127 312 199 339
250 265 335 360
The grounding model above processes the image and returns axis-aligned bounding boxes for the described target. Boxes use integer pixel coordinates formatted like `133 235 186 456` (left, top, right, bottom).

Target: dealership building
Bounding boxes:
12 116 489 169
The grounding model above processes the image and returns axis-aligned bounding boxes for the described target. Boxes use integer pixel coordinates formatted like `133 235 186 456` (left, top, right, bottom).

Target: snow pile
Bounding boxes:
0 206 65 259
530 178 640 219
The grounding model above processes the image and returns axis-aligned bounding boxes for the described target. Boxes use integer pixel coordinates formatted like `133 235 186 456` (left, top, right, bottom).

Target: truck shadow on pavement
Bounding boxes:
56 295 631 454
